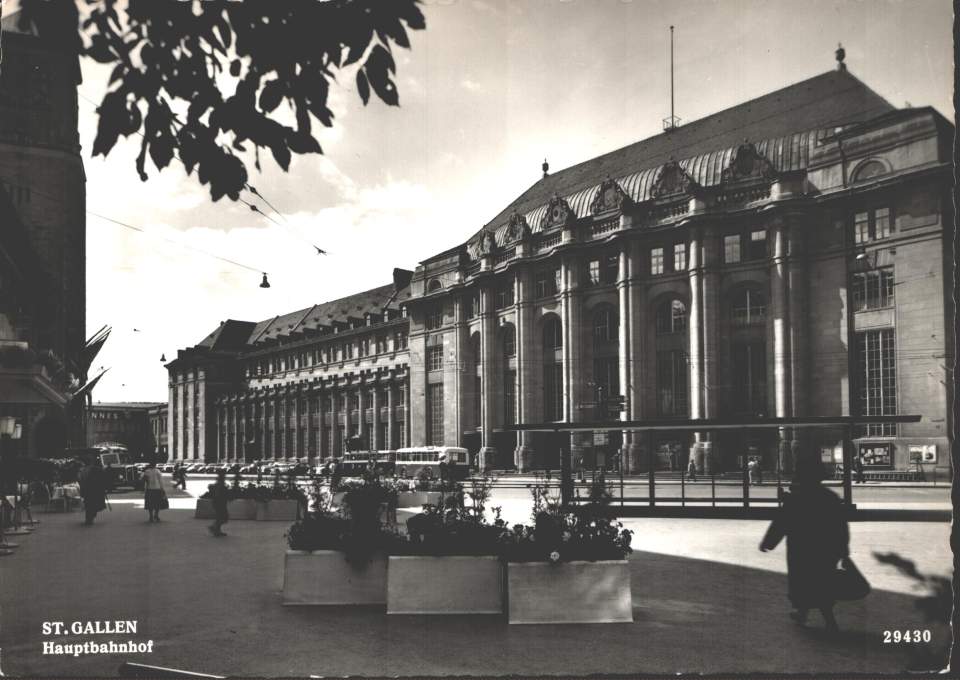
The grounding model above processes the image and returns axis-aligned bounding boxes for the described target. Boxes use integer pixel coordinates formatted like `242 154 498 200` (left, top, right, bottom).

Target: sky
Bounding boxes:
79 0 954 404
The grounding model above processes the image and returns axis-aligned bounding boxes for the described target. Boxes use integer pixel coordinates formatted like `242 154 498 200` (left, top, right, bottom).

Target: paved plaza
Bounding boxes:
0 478 951 677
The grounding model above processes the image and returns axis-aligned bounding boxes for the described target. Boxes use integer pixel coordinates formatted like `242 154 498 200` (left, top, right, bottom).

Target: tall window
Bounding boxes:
724 234 741 263
464 293 479 319
853 268 895 311
748 230 767 260
731 288 766 327
857 329 897 437
656 299 687 334
593 357 619 414
394 330 408 349
673 243 686 272
854 207 891 244
543 317 563 352
593 307 617 342
535 268 560 298
427 384 444 445
496 284 514 309
502 326 516 357
425 305 443 330
586 259 601 286
732 343 766 416
426 346 444 371
650 247 664 275
543 363 564 421
504 370 516 426
656 351 688 416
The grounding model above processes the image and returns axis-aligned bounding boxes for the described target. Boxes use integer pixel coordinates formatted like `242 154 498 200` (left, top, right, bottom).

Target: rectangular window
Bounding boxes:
535 268 559 298
748 230 767 260
504 370 516 426
464 293 479 320
853 268 895 311
732 343 767 416
593 357 620 418
656 350 688 417
394 331 408 349
602 254 619 284
724 234 741 263
543 363 564 421
426 346 444 371
856 329 897 437
586 259 601 286
650 247 664 275
673 243 686 273
854 207 892 244
426 384 444 446
496 285 514 309
425 306 443 330
375 334 387 354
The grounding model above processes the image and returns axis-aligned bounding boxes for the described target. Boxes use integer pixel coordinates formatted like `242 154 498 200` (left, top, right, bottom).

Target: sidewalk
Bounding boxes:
0 484 949 677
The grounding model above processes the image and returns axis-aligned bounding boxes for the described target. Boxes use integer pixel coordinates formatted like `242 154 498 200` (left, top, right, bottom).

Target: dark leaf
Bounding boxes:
367 43 396 74
229 59 241 77
135 139 148 182
90 91 126 157
356 69 370 105
109 63 125 85
258 80 285 113
149 131 175 170
397 1 426 30
87 35 115 63
286 131 321 155
364 46 399 106
270 141 291 171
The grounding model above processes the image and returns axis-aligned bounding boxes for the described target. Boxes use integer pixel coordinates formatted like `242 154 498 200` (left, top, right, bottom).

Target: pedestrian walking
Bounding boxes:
759 454 849 633
208 470 229 537
853 454 865 484
748 458 759 485
174 463 187 490
78 458 107 525
142 462 165 522
687 457 697 482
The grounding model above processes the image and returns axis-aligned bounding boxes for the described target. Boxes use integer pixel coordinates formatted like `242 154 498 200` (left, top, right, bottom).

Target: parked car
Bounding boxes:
239 464 258 474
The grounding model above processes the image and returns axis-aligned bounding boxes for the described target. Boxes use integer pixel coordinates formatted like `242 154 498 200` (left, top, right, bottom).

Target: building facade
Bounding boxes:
169 66 954 474
0 10 87 459
85 402 166 461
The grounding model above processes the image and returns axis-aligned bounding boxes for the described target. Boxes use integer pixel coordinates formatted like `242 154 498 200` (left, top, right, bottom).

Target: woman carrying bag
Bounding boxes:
760 454 867 634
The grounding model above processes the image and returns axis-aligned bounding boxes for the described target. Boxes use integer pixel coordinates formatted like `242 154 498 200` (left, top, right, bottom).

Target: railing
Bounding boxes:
537 234 562 252
494 248 515 265
591 219 619 238
465 261 481 277
716 185 771 206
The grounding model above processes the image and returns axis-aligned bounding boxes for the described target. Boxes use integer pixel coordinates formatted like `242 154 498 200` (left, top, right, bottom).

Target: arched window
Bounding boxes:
731 288 766 327
543 317 563 350
593 307 618 343
427 279 442 292
656 299 687 335
502 325 516 357
853 159 887 183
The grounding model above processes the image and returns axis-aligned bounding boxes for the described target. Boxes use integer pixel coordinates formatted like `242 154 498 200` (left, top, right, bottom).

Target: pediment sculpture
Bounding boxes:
721 141 778 184
650 160 700 199
541 194 575 230
590 177 632 214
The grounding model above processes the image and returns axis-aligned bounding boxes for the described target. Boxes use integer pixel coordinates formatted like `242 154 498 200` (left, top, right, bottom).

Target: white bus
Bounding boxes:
394 447 470 480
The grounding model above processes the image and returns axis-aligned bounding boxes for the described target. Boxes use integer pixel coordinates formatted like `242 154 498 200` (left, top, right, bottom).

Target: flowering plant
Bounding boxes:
390 476 508 556
500 476 633 563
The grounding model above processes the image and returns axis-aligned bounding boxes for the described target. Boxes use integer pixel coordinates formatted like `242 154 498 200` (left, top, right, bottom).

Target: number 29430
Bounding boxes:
884 629 931 643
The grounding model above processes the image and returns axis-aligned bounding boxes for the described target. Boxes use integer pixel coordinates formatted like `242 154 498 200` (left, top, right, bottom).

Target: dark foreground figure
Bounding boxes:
760 456 850 633
78 460 107 525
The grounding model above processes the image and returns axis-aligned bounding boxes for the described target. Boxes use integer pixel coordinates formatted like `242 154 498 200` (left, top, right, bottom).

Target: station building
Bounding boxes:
167 62 954 475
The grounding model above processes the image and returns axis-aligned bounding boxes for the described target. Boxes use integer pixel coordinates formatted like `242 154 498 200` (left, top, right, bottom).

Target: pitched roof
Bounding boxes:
194 282 413 349
453 69 894 256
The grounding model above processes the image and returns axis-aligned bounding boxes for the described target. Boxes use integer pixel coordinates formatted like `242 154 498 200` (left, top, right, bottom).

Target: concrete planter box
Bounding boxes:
395 491 442 508
507 560 632 624
282 550 387 605
387 556 503 614
255 499 301 521
194 498 258 520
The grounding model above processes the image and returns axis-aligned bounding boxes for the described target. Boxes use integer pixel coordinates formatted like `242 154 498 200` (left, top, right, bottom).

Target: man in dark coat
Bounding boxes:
760 454 849 632
78 459 107 525
208 470 229 537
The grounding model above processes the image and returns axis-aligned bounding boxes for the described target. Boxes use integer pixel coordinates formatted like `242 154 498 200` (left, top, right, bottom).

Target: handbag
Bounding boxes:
159 488 170 510
833 557 871 601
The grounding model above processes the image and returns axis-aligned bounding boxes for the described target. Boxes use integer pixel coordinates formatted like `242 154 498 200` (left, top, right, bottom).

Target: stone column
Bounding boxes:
357 384 367 451
316 390 325 462
330 386 340 456
701 229 720 472
770 219 791 472
404 380 411 449
514 268 535 472
371 382 380 452
478 284 497 471
786 219 806 475
627 239 646 473
617 241 641 473
215 403 223 462
562 254 587 471
687 228 706 471
387 382 396 450
292 389 301 461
